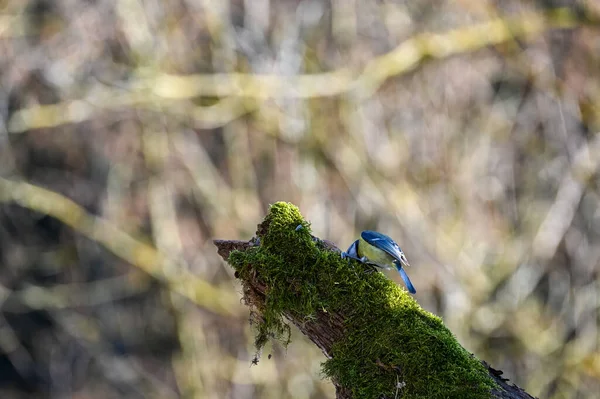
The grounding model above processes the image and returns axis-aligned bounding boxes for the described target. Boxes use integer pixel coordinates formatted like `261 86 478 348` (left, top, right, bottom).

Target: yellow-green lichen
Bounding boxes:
228 202 497 399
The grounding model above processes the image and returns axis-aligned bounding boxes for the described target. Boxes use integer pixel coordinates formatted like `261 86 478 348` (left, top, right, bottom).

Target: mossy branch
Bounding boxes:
214 202 537 399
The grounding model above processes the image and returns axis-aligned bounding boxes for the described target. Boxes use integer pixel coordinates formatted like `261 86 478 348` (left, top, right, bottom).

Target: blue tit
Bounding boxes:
341 230 416 294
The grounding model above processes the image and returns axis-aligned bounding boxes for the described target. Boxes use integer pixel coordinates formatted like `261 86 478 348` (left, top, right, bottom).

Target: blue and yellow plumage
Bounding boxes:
342 230 416 294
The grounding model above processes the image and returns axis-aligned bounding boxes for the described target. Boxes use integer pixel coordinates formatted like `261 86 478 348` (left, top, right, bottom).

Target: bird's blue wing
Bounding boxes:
361 230 406 263
341 240 364 262
395 264 416 294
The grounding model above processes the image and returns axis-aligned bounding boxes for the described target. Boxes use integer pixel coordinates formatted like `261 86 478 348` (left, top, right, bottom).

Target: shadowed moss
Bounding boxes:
228 202 496 399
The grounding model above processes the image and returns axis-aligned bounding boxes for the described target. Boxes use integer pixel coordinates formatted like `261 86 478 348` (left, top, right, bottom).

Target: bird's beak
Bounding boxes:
399 253 411 268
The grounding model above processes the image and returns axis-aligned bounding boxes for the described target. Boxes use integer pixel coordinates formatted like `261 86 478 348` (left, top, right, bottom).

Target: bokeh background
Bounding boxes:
1 1 600 398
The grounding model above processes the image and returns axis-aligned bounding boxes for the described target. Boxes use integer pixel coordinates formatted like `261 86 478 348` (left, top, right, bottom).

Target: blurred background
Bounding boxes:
1 0 600 398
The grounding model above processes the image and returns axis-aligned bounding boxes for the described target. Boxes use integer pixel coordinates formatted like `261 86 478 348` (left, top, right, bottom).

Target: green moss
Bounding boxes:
228 202 497 399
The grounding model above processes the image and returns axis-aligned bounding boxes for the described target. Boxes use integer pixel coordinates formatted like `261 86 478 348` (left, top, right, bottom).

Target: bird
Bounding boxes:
341 230 416 294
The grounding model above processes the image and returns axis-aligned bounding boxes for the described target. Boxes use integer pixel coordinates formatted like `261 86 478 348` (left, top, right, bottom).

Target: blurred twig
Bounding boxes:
533 133 600 259
2 273 151 312
0 177 242 317
51 311 181 399
354 7 589 99
6 7 596 133
7 91 259 133
142 128 203 397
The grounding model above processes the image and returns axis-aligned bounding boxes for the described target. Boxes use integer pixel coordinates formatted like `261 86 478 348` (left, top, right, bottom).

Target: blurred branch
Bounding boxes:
533 133 600 259
51 311 181 399
0 314 37 380
7 92 259 133
1 272 150 312
149 7 595 101
0 177 242 317
7 7 597 133
142 127 204 397
355 7 593 99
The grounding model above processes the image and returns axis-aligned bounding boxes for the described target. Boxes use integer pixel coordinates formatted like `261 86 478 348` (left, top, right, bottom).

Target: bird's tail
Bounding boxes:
394 261 416 294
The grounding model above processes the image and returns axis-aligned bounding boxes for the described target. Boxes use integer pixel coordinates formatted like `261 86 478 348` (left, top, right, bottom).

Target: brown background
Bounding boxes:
0 1 599 398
